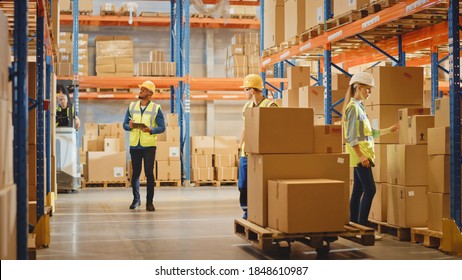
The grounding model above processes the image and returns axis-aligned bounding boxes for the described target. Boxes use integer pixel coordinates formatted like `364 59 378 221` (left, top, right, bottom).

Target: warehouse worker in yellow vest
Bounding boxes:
123 80 165 211
238 74 278 219
343 72 398 231
56 92 80 129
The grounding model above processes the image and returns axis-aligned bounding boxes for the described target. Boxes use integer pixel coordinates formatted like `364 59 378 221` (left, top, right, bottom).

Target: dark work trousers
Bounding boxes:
238 156 248 218
130 147 156 205
350 165 376 226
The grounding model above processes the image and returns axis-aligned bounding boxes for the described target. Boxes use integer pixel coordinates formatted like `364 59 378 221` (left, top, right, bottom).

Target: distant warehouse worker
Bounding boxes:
56 92 80 129
238 74 278 219
342 72 398 232
123 80 165 211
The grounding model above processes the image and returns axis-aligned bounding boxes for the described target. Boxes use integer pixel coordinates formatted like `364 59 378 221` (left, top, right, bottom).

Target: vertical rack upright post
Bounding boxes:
183 0 191 185
72 0 80 170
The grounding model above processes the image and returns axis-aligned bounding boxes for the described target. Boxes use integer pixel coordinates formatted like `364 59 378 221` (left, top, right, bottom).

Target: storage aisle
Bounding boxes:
37 187 461 260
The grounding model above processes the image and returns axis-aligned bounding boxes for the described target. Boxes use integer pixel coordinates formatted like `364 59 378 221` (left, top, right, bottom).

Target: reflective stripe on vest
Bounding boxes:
241 98 277 157
129 101 160 147
343 101 375 167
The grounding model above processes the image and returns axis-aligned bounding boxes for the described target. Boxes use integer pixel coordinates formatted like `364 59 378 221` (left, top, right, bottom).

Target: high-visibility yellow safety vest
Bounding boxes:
240 98 277 157
129 101 160 147
343 100 375 167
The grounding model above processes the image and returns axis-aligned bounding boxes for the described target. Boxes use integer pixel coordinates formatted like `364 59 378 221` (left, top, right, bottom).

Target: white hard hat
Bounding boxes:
349 72 375 87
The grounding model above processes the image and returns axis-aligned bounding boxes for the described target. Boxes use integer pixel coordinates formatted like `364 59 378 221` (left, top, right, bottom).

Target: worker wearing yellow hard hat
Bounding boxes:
238 74 278 220
123 80 165 211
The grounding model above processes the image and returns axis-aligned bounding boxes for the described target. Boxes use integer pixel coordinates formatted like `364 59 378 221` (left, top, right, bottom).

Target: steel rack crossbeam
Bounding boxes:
331 63 351 78
356 34 400 64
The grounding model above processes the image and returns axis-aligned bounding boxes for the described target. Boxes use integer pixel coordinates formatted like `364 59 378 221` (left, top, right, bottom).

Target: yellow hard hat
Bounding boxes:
138 80 156 93
240 74 264 90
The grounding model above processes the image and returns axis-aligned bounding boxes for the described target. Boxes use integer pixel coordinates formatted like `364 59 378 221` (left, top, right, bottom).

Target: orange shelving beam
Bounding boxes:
75 92 250 100
59 14 260 29
261 0 444 67
203 0 260 5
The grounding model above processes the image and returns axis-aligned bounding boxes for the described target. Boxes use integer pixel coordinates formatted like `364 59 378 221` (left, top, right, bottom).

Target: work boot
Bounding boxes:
129 200 141 209
146 204 156 211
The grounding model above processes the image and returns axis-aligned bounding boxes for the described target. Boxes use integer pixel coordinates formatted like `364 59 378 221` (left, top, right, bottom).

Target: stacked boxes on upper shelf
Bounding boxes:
81 123 126 182
135 49 176 77
156 114 181 181
56 32 89 76
96 36 134 77
264 0 284 49
225 33 260 78
229 5 257 18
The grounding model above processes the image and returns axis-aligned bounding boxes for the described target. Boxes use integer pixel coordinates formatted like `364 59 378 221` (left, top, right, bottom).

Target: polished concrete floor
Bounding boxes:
37 186 462 260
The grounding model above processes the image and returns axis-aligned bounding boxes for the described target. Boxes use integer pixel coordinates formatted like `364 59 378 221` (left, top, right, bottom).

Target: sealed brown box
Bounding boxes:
248 66 260 75
427 192 450 231
372 144 388 183
78 0 93 11
214 154 236 167
299 87 344 115
282 89 298 108
98 124 112 137
313 125 342 154
244 44 260 56
366 104 419 144
387 144 428 186
244 107 314 154
166 126 180 142
191 136 214 155
247 153 350 227
287 66 310 89
334 0 369 16
306 0 333 29
398 107 430 144
191 154 213 168
156 141 180 161
434 98 449 127
228 55 247 68
116 64 134 73
245 33 259 45
331 73 350 90
96 57 116 66
231 34 245 45
428 155 450 193
369 183 387 222
246 55 260 67
166 114 179 126
110 123 124 135
268 179 345 233
215 167 238 181
150 50 165 62
96 64 116 73
214 136 238 155
86 152 126 182
284 0 306 41
408 115 434 145
85 123 99 136
263 0 284 48
428 127 450 155
151 62 165 76
191 167 214 181
104 138 120 153
96 135 105 151
57 63 72 76
387 184 427 228
364 67 423 106
156 160 181 181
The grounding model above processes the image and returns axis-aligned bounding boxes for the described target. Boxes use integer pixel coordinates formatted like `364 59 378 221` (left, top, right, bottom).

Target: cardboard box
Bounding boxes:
149 50 165 62
110 123 124 135
227 45 244 56
227 66 247 78
299 87 344 115
306 0 333 29
387 144 428 186
366 104 419 144
245 33 259 45
166 114 179 126
263 1 284 48
151 62 165 76
408 115 435 145
79 0 93 11
214 154 236 167
248 66 260 75
247 153 350 227
331 73 350 90
116 64 134 73
156 160 181 181
104 138 120 153
334 0 369 16
287 66 310 89
231 34 245 45
428 155 450 193
166 126 180 142
244 44 260 56
191 154 213 168
369 183 387 222
96 64 116 73
85 123 99 135
282 89 299 108
268 179 345 233
398 107 431 144
156 141 180 161
387 184 428 228
363 67 423 106
434 98 449 127
214 136 238 155
428 127 450 155
191 167 214 181
56 63 72 76
96 57 116 66
0 183 17 260
191 136 214 155
228 55 247 68
98 124 112 137
215 167 238 181
372 144 388 183
284 0 306 41
244 107 314 154
313 125 342 154
427 192 450 231
86 152 126 182
246 55 260 67
59 0 71 11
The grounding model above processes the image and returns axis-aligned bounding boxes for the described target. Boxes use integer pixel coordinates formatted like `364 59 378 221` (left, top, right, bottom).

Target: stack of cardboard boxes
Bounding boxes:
96 36 134 77
264 0 284 49
56 32 89 76
284 0 306 41
225 33 260 78
427 98 452 231
0 10 16 259
135 49 177 77
214 137 238 181
229 5 257 18
333 0 369 17
82 123 126 183
59 0 93 13
156 114 181 181
245 106 349 233
191 136 215 181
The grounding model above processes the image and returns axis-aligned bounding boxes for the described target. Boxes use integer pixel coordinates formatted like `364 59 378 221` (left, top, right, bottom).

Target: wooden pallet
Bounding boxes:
96 88 131 93
215 180 237 187
368 219 411 241
155 180 182 187
192 180 217 186
78 11 93 16
279 40 292 51
230 14 257 20
411 227 443 248
139 12 158 17
81 179 129 188
326 10 369 31
100 10 116 16
301 24 324 42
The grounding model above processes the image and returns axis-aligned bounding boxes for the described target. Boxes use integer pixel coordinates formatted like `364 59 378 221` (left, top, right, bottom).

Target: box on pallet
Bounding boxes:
86 151 126 182
268 179 345 233
369 183 387 222
157 141 180 161
284 0 306 41
387 184 427 228
263 0 284 49
214 154 236 167
334 0 370 16
387 144 428 186
215 167 238 181
428 155 450 193
166 126 180 142
214 136 237 155
306 0 333 29
156 160 181 181
191 154 213 168
191 136 214 155
191 167 214 181
79 0 93 12
427 192 450 231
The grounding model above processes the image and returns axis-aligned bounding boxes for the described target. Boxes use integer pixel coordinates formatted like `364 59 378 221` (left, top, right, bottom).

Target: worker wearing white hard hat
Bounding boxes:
342 72 399 236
